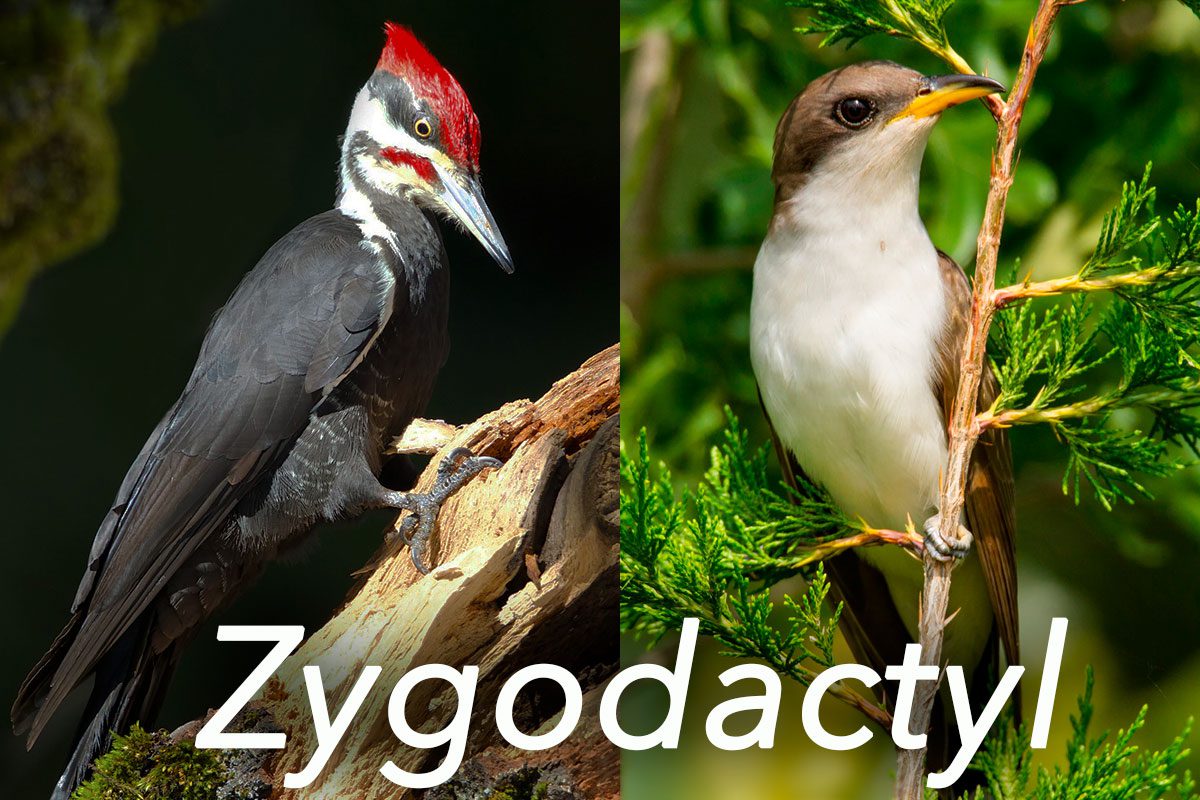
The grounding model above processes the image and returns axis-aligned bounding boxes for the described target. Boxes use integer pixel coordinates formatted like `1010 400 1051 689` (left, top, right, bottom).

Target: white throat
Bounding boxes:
774 120 928 236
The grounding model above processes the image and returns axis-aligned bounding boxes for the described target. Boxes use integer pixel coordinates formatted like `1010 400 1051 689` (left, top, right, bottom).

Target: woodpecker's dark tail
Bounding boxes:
47 619 177 800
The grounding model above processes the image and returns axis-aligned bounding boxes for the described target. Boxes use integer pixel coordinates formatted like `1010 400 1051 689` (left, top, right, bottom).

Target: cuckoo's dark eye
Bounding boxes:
835 97 875 128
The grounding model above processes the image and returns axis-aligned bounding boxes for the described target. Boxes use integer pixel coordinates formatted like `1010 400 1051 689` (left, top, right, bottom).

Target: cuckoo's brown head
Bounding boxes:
771 61 1003 202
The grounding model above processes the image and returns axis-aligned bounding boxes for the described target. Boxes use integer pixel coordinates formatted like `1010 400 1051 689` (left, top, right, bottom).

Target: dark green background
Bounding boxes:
0 1 615 796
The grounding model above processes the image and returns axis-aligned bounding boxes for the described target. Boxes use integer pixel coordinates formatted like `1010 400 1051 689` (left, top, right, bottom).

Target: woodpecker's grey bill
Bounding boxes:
435 164 514 273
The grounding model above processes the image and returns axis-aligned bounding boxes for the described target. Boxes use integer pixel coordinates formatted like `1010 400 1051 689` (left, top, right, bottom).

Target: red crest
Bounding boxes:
377 23 481 173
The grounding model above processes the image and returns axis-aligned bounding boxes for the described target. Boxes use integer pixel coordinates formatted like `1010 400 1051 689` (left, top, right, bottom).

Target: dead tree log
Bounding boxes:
229 344 620 798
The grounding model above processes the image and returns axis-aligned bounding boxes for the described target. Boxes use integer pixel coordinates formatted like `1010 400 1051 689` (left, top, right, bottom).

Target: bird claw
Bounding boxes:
389 513 417 545
922 514 974 562
435 447 474 480
432 447 503 502
389 447 502 574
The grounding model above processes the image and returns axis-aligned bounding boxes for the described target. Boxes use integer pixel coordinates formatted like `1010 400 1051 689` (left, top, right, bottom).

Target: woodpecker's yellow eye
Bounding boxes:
414 117 433 139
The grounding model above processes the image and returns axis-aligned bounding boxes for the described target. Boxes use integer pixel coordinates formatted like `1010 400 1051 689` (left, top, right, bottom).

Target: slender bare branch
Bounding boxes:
894 1 1073 796
993 262 1200 306
833 683 896 729
740 525 924 574
979 383 1200 430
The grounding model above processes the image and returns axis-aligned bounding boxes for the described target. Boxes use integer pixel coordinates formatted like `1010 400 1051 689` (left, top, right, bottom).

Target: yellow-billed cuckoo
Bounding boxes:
750 61 1018 760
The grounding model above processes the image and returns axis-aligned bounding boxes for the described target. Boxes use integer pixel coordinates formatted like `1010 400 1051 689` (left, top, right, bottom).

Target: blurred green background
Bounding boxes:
620 0 1200 797
0 1 614 796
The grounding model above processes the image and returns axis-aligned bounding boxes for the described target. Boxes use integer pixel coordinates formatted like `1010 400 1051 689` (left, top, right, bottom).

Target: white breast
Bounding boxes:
751 206 948 532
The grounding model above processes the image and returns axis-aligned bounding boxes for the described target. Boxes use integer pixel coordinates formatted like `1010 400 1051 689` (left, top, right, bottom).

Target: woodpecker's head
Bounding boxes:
771 61 1003 204
341 23 512 272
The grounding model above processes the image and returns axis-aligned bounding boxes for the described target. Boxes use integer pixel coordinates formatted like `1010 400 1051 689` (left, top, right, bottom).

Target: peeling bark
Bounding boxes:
194 345 619 798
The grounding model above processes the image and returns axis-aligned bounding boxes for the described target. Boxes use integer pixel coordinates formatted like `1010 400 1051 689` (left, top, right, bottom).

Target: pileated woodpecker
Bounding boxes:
12 23 511 799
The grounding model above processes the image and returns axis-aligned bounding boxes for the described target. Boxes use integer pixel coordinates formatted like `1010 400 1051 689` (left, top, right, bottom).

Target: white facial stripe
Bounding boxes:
343 90 456 174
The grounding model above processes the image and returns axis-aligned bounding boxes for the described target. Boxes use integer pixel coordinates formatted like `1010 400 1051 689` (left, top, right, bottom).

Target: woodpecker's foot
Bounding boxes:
386 447 502 574
922 514 974 562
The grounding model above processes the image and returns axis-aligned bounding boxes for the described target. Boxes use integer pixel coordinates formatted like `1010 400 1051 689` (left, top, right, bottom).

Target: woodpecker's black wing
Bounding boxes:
15 211 399 744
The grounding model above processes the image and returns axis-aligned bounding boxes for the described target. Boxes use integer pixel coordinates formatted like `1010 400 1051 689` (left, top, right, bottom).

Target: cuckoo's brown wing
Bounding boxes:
934 250 1020 672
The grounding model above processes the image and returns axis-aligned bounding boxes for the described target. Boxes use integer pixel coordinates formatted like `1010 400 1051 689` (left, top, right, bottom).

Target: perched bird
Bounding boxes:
749 62 1017 775
13 23 511 799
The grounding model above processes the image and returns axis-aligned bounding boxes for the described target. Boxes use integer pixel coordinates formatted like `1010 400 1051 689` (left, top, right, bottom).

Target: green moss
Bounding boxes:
72 724 229 800
490 769 543 800
0 0 203 341
428 763 575 800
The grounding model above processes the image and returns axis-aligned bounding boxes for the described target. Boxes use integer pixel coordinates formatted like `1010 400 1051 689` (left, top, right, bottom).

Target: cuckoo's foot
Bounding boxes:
922 514 974 562
386 447 502 574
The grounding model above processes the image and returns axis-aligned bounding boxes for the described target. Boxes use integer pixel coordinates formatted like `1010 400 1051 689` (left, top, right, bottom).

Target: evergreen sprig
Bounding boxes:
1082 167 1161 279
789 0 1197 67
621 418 858 687
988 166 1200 508
950 669 1197 800
787 0 969 70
